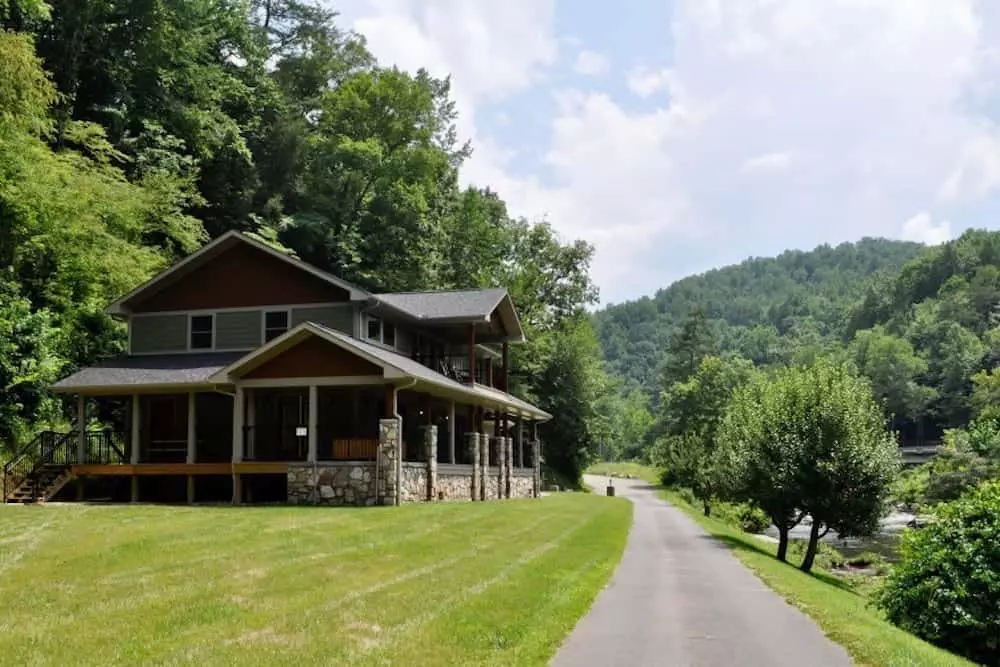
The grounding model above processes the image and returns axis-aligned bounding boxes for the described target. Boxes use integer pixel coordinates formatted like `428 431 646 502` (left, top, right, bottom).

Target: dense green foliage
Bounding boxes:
597 229 1000 451
877 481 1000 665
652 354 755 515
595 238 923 397
718 361 899 572
0 4 616 484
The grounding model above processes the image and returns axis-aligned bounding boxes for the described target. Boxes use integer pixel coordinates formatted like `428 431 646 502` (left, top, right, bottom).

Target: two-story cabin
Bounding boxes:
8 232 548 506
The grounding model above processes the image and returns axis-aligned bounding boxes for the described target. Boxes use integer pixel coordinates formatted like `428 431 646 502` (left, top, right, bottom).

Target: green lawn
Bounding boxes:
0 495 631 666
657 487 971 667
585 461 660 484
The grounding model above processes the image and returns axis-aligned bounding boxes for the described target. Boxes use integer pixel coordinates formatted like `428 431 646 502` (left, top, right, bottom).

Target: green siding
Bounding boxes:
131 314 187 353
216 310 260 350
292 305 354 334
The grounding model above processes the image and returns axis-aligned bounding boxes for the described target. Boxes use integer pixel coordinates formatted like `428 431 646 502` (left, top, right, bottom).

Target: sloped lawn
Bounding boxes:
0 494 630 666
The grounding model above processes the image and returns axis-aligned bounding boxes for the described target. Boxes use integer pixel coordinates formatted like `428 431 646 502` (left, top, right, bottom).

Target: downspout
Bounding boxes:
383 377 417 506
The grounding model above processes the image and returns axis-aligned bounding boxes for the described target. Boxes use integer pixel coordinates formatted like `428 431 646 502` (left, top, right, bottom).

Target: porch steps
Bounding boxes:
4 465 73 504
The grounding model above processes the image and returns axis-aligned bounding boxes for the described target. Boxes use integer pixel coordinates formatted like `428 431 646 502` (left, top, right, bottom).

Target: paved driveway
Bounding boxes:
551 476 852 667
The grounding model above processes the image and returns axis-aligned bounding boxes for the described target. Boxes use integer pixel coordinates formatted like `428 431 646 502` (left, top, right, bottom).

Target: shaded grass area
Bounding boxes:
0 495 631 666
658 486 971 667
585 461 660 484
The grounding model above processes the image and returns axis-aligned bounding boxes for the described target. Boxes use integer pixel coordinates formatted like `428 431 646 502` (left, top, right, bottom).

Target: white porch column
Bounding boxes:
186 392 197 464
448 401 456 464
76 395 86 464
130 395 141 465
232 386 245 463
307 384 318 463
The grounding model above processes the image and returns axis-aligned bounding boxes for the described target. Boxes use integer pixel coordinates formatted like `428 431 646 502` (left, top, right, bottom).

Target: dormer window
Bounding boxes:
367 316 381 341
264 310 290 343
365 316 395 348
190 314 214 350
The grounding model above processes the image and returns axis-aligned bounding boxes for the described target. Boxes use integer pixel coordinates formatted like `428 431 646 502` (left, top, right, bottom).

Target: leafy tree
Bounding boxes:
848 326 935 425
792 363 901 572
877 481 1000 665
654 355 755 515
531 318 611 486
660 307 716 390
719 361 899 569
0 280 65 444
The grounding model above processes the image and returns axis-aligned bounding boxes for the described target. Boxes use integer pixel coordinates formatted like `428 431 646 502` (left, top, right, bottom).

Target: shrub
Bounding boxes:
738 504 771 534
785 538 845 571
677 487 697 507
876 481 1000 665
845 552 890 576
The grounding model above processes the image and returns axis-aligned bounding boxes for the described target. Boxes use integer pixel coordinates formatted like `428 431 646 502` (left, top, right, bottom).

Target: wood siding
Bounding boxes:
130 243 348 312
291 305 354 334
216 310 260 350
244 337 382 379
131 314 187 353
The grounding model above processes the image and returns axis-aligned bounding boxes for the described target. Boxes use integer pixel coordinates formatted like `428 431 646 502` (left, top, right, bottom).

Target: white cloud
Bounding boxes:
902 212 953 245
742 151 793 173
573 49 609 76
626 65 672 98
335 0 1000 304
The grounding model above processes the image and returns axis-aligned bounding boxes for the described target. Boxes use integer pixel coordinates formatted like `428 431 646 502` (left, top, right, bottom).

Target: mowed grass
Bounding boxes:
585 461 660 484
658 487 971 667
0 494 631 666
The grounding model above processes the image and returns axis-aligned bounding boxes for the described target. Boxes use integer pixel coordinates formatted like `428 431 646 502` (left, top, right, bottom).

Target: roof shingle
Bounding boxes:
374 288 507 321
52 352 245 390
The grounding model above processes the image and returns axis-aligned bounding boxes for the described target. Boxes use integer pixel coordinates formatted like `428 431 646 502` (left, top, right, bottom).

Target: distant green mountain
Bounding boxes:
594 238 925 396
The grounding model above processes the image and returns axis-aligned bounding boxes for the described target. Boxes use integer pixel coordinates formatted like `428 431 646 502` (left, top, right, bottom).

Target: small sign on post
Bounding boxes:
295 426 308 438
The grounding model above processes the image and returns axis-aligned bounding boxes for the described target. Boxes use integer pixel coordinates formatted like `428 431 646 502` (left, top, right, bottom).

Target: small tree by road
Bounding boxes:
719 360 900 571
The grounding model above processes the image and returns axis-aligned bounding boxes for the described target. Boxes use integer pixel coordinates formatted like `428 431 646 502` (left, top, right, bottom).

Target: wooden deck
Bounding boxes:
71 462 289 476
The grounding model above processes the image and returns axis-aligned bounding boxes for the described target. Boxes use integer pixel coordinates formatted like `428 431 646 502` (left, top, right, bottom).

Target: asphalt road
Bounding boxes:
551 476 852 667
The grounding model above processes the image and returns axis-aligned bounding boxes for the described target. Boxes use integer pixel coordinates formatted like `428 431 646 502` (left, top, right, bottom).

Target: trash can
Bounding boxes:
606 479 615 497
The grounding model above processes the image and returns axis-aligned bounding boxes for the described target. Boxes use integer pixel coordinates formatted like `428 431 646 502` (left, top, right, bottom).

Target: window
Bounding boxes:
365 316 396 348
264 310 289 343
190 314 214 350
367 316 382 341
383 322 396 347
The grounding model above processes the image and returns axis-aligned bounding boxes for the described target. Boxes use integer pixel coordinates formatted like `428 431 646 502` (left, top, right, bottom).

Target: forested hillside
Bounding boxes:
0 1 607 483
598 229 1000 447
595 239 923 395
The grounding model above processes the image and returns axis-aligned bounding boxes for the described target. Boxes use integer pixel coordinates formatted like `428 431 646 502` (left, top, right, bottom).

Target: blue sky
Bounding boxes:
333 1 1000 305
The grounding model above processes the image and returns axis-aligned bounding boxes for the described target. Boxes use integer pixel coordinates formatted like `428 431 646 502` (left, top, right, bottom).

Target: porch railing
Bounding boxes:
3 429 127 500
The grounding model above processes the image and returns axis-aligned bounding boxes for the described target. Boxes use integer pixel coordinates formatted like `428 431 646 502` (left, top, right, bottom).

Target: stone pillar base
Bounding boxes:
379 418 401 506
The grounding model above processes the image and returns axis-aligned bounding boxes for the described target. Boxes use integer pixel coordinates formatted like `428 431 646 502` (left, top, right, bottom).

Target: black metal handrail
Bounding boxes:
3 430 129 500
3 431 75 501
85 430 129 465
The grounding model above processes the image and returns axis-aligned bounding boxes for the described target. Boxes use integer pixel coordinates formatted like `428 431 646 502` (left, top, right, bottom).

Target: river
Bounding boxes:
763 510 916 561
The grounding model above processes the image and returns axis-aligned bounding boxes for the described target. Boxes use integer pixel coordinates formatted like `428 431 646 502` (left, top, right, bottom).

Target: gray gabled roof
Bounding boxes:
51 352 245 392
106 231 370 315
372 288 525 342
374 288 507 320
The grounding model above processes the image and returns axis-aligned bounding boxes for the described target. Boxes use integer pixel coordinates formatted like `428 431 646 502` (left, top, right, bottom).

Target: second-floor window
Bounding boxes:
264 310 290 343
365 316 396 348
190 314 214 350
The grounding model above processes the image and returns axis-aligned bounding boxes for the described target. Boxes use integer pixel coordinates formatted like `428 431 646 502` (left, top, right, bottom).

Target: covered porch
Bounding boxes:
49 322 550 505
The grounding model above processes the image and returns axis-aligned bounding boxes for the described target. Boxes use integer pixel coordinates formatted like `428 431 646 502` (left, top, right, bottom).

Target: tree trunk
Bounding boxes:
800 519 822 572
776 526 789 562
703 499 711 517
